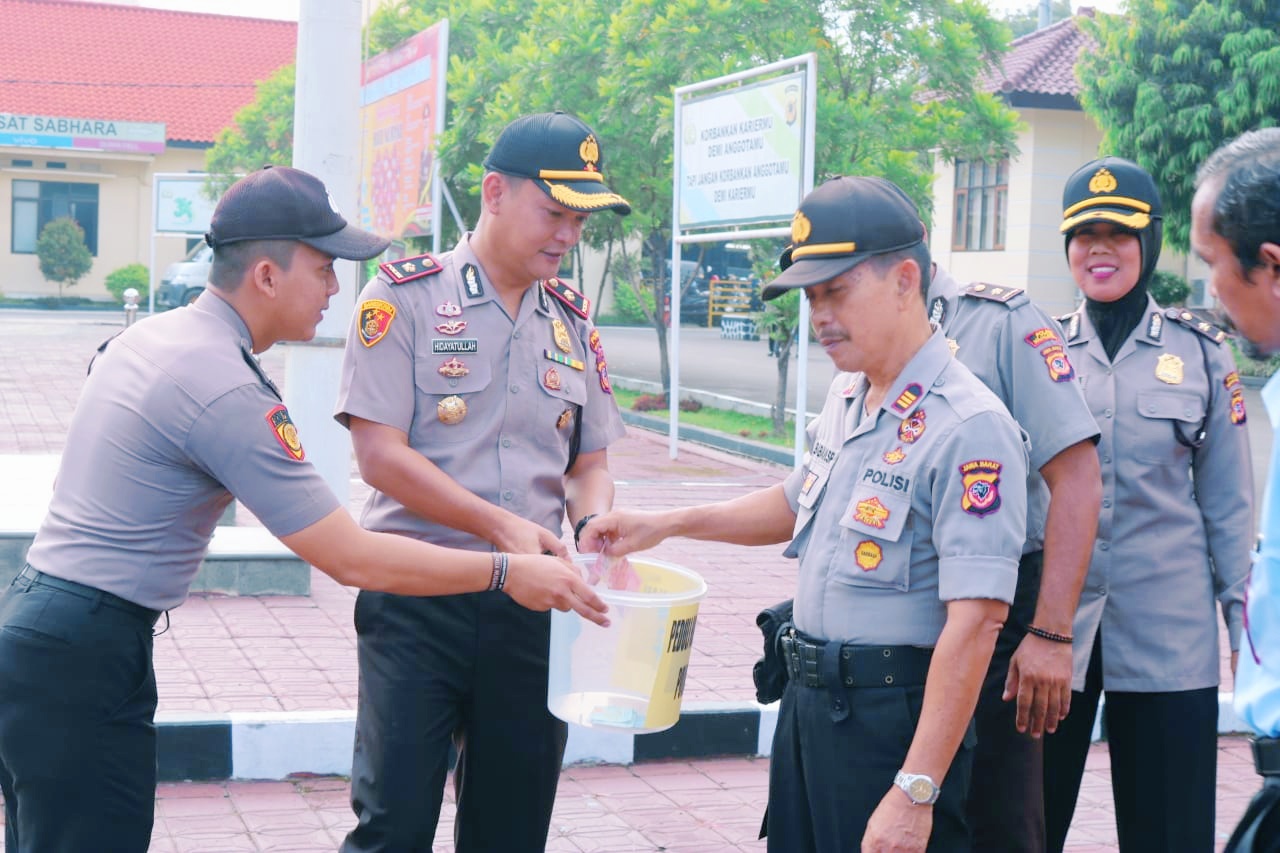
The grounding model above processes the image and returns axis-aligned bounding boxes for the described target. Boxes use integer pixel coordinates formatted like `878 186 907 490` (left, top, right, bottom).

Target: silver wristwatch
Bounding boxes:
894 770 941 805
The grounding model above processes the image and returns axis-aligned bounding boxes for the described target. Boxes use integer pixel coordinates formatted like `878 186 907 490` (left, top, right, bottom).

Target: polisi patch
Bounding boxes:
266 404 305 461
358 299 395 348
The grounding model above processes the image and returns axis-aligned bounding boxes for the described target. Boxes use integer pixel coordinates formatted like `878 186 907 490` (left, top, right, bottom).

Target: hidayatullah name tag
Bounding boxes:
432 338 479 354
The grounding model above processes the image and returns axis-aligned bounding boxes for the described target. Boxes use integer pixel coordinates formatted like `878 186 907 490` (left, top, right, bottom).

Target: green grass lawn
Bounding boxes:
612 387 797 449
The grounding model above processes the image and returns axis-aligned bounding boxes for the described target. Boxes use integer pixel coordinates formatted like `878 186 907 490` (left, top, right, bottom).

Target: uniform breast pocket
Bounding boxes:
413 357 494 445
1133 389 1205 464
836 487 914 591
532 362 589 450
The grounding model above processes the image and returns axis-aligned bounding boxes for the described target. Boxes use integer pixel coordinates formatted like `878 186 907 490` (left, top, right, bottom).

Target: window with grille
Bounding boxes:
952 159 1008 252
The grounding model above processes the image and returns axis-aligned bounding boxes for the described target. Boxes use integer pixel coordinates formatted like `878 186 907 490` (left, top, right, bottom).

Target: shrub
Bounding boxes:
631 393 668 412
678 398 703 413
1149 271 1191 307
104 263 150 304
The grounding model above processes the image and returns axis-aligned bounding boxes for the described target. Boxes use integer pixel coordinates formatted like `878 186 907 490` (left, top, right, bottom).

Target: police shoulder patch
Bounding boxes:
543 277 590 320
961 282 1024 306
380 253 443 285
1165 307 1227 345
265 404 305 461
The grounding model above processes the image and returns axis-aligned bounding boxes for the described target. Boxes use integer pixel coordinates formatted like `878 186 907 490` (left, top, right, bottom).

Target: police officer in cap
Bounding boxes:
582 175 1029 851
0 164 609 853
1194 127 1280 853
1043 156 1254 852
335 112 630 852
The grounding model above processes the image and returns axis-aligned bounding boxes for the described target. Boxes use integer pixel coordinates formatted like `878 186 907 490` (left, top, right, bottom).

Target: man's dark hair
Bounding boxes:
208 240 298 291
1196 128 1280 273
865 242 933 299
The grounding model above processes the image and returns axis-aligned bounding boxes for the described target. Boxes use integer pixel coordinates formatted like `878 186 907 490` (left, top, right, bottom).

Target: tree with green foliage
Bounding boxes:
1148 270 1191 307
204 64 296 197
1002 0 1072 39
1078 0 1280 251
104 263 150 304
36 217 93 305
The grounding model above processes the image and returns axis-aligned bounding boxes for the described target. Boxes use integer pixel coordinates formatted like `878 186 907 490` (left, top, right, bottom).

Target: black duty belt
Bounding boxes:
780 630 933 689
1254 737 1280 777
16 565 162 628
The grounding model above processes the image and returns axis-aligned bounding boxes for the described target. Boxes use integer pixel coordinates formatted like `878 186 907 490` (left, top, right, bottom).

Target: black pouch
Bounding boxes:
752 598 794 704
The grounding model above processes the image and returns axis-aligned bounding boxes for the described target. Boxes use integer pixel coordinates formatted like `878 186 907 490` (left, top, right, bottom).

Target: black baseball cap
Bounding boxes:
762 176 926 300
482 111 631 215
206 165 390 261
1059 156 1162 234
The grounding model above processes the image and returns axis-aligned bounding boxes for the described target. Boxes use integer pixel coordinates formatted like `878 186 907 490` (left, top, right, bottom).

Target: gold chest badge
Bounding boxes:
437 395 467 425
552 318 573 354
1155 353 1184 385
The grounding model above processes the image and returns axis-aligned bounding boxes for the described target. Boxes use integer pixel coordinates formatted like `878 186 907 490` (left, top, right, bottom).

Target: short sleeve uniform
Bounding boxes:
1061 299 1254 691
780 330 1029 646
334 237 626 549
926 267 1099 551
24 293 340 610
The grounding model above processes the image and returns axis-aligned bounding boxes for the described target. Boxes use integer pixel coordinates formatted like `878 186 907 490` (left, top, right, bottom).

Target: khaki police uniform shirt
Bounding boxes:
926 267 1099 552
25 292 340 610
1061 297 1254 692
334 237 627 549
781 330 1029 646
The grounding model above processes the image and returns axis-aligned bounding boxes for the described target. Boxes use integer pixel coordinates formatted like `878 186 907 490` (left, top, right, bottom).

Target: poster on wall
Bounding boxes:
358 21 447 241
678 70 807 229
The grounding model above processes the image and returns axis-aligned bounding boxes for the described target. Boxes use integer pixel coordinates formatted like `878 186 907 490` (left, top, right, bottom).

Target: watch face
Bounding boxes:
908 777 935 802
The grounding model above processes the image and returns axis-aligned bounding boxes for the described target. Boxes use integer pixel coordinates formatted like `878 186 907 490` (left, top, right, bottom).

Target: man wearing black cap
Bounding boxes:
1195 128 1280 853
581 176 1029 851
335 112 631 852
0 165 610 853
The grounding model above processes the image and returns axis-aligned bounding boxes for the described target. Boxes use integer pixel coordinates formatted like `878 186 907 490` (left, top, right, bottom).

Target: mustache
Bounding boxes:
1212 308 1276 360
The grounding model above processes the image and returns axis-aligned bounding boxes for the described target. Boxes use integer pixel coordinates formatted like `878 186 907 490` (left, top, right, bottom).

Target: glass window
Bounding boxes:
951 158 1008 252
11 179 99 255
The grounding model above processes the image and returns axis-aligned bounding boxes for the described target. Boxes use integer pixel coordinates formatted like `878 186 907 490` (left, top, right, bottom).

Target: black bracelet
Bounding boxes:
573 514 598 547
1026 624 1073 644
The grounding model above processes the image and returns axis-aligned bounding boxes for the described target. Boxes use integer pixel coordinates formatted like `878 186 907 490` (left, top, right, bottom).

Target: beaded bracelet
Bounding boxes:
488 552 510 592
1026 624 1073 644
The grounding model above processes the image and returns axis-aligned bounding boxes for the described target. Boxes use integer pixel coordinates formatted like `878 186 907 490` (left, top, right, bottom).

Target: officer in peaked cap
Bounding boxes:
1043 156 1254 853
581 175 1030 851
335 112 630 852
0 165 610 853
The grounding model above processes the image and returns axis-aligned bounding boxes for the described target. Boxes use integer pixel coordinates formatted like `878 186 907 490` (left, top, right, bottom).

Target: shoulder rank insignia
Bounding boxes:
542 277 590 320
962 282 1023 304
1165 307 1227 344
380 253 443 284
1057 312 1082 342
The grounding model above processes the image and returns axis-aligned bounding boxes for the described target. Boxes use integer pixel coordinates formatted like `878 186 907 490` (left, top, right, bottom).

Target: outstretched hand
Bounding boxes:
504 553 610 627
578 509 672 557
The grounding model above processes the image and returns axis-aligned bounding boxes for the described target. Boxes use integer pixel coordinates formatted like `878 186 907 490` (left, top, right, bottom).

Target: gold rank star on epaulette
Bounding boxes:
543 277 590 320
1164 307 1228 345
962 282 1024 304
380 253 443 284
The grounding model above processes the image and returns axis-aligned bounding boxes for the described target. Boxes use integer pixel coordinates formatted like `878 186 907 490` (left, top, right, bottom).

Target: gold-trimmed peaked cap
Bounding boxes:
483 111 631 215
762 176 926 300
1059 156 1162 234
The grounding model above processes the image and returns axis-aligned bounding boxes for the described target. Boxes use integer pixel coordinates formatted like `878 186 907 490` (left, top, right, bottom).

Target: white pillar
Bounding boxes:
286 0 366 507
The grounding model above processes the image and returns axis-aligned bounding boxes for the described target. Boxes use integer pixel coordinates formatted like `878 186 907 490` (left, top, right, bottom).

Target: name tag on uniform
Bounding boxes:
432 339 479 354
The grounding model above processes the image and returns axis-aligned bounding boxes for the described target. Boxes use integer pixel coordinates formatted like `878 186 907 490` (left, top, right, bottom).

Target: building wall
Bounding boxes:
1 145 207 302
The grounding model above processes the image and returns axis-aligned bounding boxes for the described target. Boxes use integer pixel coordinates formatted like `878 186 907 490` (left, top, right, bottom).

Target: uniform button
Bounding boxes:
1184 408 1193 417
884 674 894 685
502 490 514 501
1105 369 1112 376
843 676 853 686
1099 541 1110 551
1104 408 1113 418
833 699 844 711
1102 499 1111 508
513 331 522 339
841 650 850 660
510 384 519 394
1103 455 1112 464
449 379 459 388
1147 404 1157 414
501 438 512 448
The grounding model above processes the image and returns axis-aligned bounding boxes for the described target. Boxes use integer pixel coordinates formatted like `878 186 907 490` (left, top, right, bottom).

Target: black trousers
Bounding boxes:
1043 632 1219 853
0 568 159 853
766 678 976 852
965 549 1046 852
342 589 567 853
1226 775 1280 853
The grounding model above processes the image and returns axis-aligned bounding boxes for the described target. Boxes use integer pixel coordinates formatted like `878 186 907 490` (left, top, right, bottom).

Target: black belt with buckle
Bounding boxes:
1254 737 1280 777
780 630 933 689
16 565 162 628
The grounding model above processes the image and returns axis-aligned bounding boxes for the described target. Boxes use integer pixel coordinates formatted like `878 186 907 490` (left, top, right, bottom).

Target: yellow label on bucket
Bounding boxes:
643 601 700 730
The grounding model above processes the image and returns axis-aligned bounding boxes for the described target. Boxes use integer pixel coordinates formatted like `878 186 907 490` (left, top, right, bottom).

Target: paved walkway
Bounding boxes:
0 309 1263 850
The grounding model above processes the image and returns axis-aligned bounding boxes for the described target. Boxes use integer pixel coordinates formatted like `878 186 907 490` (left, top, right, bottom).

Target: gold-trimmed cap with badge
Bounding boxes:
482 111 631 216
762 176 926 300
1060 156 1164 289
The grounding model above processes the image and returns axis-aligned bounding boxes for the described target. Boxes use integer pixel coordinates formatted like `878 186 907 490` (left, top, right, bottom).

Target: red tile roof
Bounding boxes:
981 9 1099 101
0 0 296 145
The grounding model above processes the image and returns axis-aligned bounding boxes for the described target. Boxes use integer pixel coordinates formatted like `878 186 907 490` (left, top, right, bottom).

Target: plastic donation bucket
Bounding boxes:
548 556 707 733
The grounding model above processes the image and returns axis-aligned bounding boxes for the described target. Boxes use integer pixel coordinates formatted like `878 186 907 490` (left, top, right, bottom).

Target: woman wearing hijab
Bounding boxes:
1043 156 1255 852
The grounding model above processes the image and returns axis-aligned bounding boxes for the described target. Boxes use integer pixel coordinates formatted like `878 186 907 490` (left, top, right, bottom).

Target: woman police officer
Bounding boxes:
1042 156 1255 852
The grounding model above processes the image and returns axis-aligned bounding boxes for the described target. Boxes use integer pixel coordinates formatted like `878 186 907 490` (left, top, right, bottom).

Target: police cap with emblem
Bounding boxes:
483 111 631 216
1060 156 1163 289
206 165 390 261
762 176 926 300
